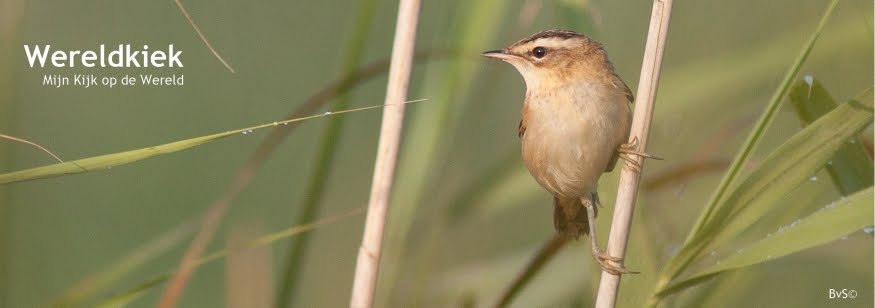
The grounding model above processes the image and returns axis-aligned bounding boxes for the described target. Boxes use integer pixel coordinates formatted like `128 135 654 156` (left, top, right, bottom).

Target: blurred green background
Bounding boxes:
0 0 872 307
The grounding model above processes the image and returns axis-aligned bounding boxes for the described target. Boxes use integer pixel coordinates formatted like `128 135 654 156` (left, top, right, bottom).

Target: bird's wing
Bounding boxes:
617 78 635 104
518 119 526 138
605 152 620 172
606 77 633 173
518 103 529 139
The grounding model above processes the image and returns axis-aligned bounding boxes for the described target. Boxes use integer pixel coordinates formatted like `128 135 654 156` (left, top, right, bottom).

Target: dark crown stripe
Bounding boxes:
516 29 585 45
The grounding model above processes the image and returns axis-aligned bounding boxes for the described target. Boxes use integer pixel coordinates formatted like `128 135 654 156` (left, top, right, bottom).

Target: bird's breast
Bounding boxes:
520 82 629 198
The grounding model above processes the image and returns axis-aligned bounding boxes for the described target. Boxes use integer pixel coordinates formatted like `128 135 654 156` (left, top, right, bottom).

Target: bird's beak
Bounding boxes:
481 49 513 61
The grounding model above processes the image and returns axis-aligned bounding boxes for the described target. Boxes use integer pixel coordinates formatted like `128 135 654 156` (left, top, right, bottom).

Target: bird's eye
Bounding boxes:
532 46 547 58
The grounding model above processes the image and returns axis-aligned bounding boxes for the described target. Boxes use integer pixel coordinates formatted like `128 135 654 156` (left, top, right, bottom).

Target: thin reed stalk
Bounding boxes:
594 0 673 307
349 0 422 307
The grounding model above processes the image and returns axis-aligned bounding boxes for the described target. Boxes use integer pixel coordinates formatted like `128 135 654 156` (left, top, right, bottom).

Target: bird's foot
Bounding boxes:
593 249 639 275
618 137 663 172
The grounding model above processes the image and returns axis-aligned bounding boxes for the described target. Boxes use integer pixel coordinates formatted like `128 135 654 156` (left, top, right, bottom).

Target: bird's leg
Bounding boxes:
618 137 662 172
582 196 637 275
593 191 603 209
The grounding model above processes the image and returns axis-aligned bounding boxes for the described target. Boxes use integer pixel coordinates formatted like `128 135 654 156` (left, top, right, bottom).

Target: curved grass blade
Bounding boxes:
707 97 873 253
685 0 840 248
656 186 873 297
93 277 167 308
652 0 841 298
1 130 237 185
0 101 425 185
788 79 873 195
651 96 873 299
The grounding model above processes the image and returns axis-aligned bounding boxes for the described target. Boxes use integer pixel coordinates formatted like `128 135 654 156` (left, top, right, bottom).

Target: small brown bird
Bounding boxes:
483 29 644 274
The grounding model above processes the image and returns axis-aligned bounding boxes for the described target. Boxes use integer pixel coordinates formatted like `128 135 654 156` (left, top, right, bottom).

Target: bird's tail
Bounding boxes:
553 193 598 239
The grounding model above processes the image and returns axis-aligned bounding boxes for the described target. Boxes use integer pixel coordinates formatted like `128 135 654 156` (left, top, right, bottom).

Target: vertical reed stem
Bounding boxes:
594 1 673 307
349 0 422 307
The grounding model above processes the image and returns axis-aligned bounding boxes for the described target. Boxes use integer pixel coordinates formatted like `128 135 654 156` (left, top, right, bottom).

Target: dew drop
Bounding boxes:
241 131 248 135
324 111 332 116
809 175 817 182
863 226 874 234
803 75 814 85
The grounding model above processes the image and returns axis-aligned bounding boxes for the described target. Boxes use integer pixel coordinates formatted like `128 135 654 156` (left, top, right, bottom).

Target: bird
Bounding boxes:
482 29 650 274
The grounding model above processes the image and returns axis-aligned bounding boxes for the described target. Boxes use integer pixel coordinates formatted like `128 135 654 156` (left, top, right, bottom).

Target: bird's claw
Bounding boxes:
593 250 639 275
618 137 662 172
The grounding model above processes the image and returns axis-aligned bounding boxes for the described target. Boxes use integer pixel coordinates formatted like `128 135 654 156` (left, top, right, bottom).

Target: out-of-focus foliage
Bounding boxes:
1 0 871 307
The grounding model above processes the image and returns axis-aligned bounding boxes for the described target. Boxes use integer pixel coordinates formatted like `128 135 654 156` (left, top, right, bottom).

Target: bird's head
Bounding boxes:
482 29 615 90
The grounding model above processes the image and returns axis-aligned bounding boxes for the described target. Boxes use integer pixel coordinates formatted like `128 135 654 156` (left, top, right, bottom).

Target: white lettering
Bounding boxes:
23 45 50 67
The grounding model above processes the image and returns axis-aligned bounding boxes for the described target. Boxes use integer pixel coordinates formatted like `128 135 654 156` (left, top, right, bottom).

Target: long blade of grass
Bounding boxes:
653 0 840 296
275 0 379 305
656 186 873 297
703 96 873 250
687 0 840 246
93 277 166 308
0 102 424 185
788 79 873 195
651 95 872 299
